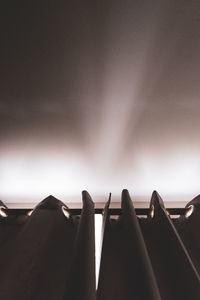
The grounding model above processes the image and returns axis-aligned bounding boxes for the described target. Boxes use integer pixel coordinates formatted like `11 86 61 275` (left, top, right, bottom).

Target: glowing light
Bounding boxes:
1 147 200 204
185 205 194 218
129 152 200 202
0 3 199 206
0 150 96 202
95 214 103 288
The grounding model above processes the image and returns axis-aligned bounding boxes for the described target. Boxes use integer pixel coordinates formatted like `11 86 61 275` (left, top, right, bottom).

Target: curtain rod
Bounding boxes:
3 208 187 216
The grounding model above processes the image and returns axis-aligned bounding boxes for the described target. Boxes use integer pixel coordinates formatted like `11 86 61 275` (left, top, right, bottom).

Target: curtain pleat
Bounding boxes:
140 192 200 300
0 190 200 300
63 190 96 300
174 195 200 277
0 192 96 300
97 190 200 300
97 189 161 300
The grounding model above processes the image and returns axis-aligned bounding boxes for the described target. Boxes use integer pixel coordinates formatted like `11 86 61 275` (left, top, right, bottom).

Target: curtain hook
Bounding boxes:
27 210 34 216
185 205 194 218
0 206 8 218
149 205 154 218
62 206 70 219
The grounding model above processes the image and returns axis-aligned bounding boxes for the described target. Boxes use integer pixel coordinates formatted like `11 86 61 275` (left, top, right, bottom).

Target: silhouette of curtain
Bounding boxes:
0 191 96 300
97 190 200 300
1 190 200 300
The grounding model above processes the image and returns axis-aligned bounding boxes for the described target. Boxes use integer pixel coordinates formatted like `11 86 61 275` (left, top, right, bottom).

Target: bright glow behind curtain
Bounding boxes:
0 190 200 300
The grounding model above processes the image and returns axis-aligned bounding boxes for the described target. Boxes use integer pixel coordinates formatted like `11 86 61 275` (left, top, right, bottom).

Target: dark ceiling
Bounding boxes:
0 0 200 202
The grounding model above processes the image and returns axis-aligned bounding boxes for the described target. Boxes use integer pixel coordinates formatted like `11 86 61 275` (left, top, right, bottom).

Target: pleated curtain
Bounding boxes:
0 190 200 300
97 190 200 300
0 191 96 300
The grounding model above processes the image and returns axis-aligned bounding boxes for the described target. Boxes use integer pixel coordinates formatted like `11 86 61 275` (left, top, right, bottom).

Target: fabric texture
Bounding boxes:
0 191 96 300
97 190 200 300
1 190 200 300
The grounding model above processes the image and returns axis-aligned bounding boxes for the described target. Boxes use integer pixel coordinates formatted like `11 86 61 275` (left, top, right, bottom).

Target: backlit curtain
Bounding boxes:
0 191 96 300
97 190 200 300
0 190 200 300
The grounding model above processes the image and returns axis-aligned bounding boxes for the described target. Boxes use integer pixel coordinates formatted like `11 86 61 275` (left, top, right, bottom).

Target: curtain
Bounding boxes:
0 190 200 300
0 191 96 300
97 190 200 300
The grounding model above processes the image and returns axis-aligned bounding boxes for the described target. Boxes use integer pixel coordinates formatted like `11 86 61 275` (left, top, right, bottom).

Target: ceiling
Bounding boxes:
0 0 200 204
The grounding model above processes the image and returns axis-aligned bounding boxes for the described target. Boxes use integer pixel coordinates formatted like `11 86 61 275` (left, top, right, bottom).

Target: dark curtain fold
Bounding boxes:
140 192 200 300
97 189 161 300
1 190 200 300
0 192 96 300
174 195 200 277
97 190 200 300
63 190 96 300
